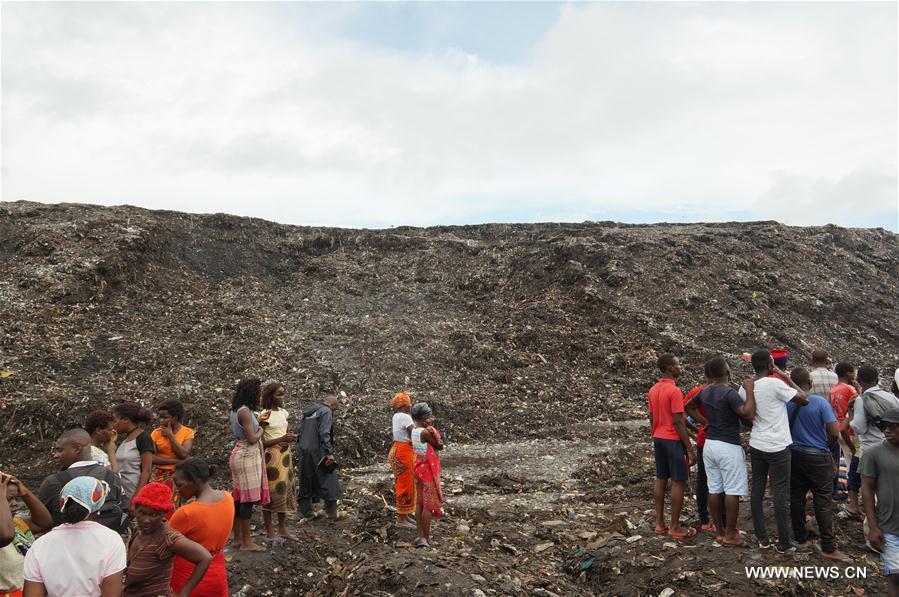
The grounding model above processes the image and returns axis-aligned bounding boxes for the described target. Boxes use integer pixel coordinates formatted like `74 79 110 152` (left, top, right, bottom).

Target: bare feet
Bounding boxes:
239 543 266 552
821 549 852 563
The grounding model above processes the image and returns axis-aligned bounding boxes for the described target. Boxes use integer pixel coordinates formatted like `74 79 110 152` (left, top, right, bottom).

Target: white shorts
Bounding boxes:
882 533 899 575
703 439 749 496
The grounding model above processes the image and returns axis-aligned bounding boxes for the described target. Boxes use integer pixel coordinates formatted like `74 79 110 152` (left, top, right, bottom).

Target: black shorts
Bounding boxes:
848 456 861 492
654 438 688 481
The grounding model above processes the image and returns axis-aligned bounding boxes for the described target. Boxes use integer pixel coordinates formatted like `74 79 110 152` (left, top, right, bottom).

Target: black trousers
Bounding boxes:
696 446 709 523
750 447 792 548
790 449 837 553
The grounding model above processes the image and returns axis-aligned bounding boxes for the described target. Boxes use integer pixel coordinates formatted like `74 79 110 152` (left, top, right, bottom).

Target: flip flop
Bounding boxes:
718 538 748 548
654 527 669 536
669 527 698 540
395 522 417 530
268 537 285 547
701 523 719 532
279 533 300 542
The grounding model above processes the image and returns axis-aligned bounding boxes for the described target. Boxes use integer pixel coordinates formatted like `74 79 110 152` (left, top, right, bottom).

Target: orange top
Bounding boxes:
168 492 234 552
648 378 684 441
151 425 195 470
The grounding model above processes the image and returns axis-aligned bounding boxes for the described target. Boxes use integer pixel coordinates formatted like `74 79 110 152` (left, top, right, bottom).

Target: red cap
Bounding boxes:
131 482 174 513
770 349 788 359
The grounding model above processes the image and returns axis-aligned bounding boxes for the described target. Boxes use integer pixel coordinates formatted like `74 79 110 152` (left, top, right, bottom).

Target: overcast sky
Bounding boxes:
2 2 896 231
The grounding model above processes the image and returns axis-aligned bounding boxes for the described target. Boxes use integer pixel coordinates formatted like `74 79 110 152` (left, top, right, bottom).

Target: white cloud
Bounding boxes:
1 2 896 229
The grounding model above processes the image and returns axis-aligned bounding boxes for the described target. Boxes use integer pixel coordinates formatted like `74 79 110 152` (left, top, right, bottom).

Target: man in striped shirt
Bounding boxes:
810 350 838 400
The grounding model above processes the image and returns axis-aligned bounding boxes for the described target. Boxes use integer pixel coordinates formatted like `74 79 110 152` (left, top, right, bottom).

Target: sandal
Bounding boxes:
718 537 748 548
669 527 698 540
279 533 300 542
268 536 285 547
413 537 430 548
701 522 718 532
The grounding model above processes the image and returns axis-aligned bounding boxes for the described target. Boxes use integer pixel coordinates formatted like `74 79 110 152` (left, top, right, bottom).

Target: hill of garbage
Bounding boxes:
1 200 897 475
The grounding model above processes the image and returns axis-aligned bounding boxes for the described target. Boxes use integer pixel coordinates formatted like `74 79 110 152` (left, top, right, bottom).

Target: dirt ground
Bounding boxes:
227 420 885 596
1 201 898 595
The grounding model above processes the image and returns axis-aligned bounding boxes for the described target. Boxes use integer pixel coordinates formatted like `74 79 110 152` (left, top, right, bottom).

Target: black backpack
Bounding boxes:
55 464 126 533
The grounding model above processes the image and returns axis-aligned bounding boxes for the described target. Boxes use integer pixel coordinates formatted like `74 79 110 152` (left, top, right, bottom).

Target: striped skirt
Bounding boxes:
229 440 270 505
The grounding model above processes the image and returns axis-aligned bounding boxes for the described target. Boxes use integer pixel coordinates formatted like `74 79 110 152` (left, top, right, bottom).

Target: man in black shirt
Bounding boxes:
35 428 125 532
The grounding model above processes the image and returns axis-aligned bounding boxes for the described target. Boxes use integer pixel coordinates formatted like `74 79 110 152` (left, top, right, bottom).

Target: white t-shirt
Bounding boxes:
741 377 798 453
392 412 414 442
22 520 126 597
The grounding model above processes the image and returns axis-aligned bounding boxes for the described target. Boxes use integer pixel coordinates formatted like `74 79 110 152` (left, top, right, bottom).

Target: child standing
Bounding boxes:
410 402 444 549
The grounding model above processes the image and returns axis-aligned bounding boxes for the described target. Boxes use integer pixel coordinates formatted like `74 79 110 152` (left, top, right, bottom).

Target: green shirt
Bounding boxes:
859 441 899 535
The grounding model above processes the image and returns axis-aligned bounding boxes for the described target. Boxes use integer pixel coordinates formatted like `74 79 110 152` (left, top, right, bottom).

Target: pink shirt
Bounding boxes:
23 520 126 597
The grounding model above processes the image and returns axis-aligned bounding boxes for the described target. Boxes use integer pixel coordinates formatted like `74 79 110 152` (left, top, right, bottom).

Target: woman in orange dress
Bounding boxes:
151 399 195 509
169 458 234 597
388 392 415 529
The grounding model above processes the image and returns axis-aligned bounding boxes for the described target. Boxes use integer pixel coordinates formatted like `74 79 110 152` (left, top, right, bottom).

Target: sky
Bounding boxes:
1 2 897 231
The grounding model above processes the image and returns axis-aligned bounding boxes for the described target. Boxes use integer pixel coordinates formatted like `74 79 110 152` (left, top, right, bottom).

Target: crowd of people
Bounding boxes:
4 348 898 595
650 348 899 595
0 379 353 596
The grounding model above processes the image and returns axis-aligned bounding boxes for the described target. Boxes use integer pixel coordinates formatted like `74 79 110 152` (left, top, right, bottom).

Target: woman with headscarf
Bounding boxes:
388 392 416 529
22 477 127 597
411 402 445 549
259 380 298 545
228 378 269 552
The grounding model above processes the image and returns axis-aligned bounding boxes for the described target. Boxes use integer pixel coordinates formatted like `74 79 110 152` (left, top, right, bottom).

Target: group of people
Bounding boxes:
387 393 445 548
0 379 348 596
649 348 899 594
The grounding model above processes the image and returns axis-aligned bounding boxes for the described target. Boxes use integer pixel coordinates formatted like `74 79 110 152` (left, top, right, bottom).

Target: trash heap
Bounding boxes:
1 200 897 595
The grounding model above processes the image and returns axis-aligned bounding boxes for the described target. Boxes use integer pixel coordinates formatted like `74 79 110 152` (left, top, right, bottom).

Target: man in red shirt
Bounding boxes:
649 353 697 539
831 362 862 514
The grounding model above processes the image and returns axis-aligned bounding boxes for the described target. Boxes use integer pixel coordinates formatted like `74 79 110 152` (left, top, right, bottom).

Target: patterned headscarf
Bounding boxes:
60 476 109 514
391 392 411 409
